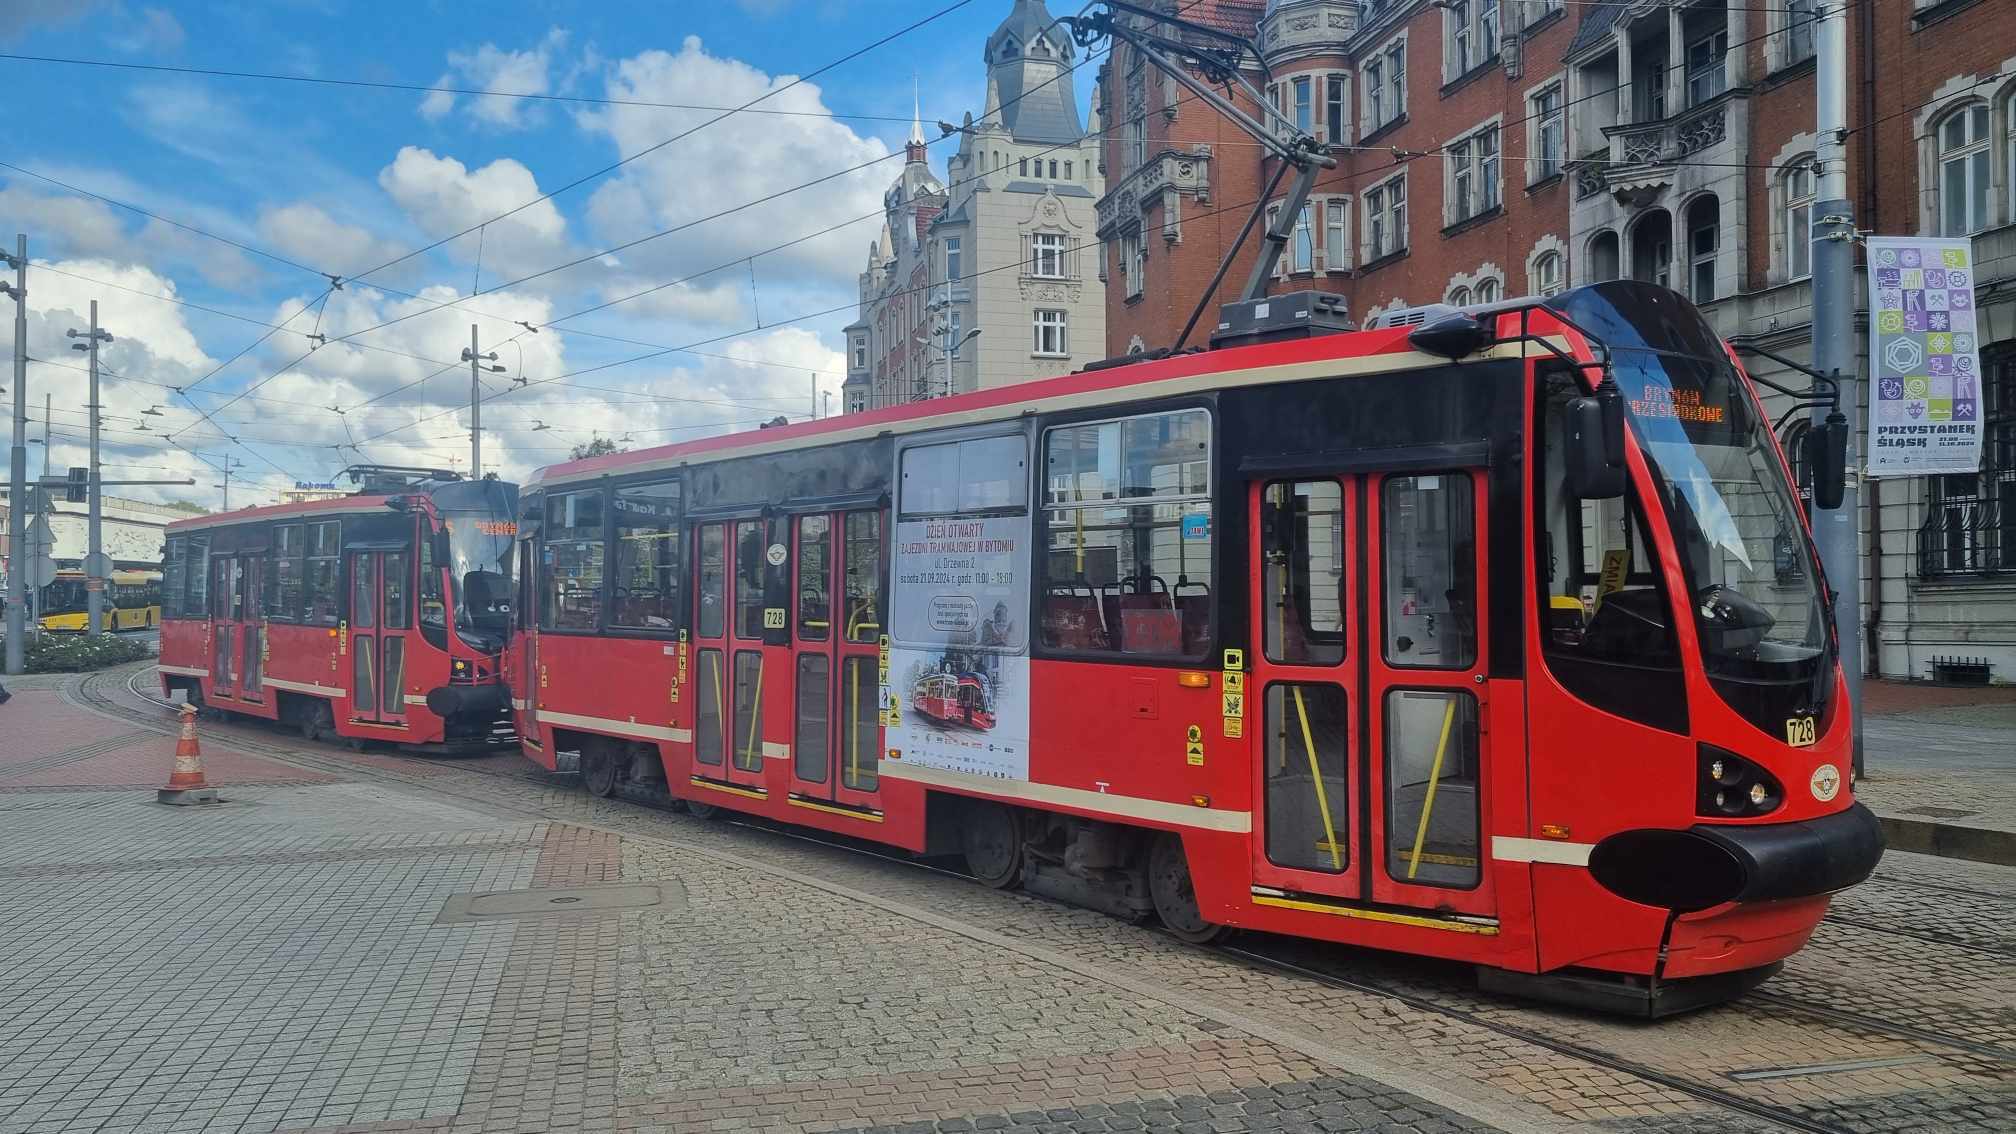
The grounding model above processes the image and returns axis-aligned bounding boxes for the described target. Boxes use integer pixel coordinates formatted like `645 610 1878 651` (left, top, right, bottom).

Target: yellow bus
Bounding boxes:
41 569 163 632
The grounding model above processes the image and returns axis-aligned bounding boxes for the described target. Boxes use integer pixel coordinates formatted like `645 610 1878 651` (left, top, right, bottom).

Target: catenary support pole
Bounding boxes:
5 235 27 675
84 301 107 638
1813 2 1864 777
469 324 482 478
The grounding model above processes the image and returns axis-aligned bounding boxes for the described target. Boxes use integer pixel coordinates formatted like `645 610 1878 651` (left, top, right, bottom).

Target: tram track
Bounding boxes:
81 663 2013 1133
1820 911 2016 960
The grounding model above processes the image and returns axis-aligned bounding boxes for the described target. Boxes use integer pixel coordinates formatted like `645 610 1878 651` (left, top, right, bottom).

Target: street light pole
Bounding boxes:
68 302 113 637
4 234 28 675
1812 1 1864 776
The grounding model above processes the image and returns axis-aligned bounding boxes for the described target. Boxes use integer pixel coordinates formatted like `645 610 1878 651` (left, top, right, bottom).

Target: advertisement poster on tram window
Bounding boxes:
884 513 1032 782
1867 236 1984 478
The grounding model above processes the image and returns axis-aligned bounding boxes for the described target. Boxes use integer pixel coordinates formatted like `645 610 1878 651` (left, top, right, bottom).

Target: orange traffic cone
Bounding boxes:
157 703 221 806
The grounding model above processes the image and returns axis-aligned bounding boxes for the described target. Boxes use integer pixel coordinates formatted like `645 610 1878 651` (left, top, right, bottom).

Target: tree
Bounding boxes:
160 499 210 515
569 436 626 461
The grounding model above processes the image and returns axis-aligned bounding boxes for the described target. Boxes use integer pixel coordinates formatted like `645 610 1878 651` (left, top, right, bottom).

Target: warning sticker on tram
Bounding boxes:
1784 716 1817 748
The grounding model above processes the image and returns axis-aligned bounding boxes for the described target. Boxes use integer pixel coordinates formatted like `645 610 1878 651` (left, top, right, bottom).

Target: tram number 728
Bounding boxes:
1783 716 1817 748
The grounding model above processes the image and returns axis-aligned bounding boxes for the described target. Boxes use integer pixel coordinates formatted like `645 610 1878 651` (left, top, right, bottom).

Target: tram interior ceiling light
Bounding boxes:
1697 745 1784 819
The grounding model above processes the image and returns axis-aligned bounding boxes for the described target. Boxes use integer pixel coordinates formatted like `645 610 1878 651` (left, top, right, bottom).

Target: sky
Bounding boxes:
0 0 1097 508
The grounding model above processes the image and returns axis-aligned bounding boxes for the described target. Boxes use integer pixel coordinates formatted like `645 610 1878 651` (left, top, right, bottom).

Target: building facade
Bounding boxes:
844 0 1107 413
1094 0 2016 683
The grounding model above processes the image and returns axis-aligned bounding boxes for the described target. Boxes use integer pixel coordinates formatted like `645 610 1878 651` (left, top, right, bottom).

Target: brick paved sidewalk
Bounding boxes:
0 681 1531 1134
0 683 336 793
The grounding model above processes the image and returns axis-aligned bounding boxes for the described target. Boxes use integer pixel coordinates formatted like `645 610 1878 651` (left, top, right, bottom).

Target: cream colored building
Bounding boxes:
845 0 1106 412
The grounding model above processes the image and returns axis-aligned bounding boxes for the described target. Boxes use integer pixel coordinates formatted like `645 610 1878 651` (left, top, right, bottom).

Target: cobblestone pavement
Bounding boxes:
0 663 2008 1133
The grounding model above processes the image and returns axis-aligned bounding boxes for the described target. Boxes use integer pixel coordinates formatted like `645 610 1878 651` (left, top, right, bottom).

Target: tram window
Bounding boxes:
1264 682 1350 873
1383 689 1481 889
419 525 446 630
841 655 879 790
698 524 726 638
384 552 410 630
1380 475 1477 669
1263 481 1346 666
162 537 184 619
795 654 830 783
271 525 303 621
185 536 209 617
694 647 725 766
304 521 341 624
1040 409 1213 657
734 520 767 640
350 556 375 630
843 511 883 643
899 435 1027 517
798 515 831 641
611 481 683 632
1536 376 1680 670
541 489 605 632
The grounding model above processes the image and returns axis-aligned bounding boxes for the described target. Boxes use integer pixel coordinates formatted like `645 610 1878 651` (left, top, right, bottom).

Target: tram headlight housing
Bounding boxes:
1697 745 1783 818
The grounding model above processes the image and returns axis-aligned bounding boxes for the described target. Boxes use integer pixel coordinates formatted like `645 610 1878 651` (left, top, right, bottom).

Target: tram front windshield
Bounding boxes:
432 479 519 648
1551 282 1833 730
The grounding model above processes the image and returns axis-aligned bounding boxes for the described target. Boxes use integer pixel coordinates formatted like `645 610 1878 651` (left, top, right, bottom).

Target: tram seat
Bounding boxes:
1175 588 1211 654
1116 595 1182 655
1042 593 1110 651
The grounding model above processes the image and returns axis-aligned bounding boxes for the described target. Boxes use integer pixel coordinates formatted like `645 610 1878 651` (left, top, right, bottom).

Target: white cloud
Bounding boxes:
420 29 569 129
377 147 573 283
255 202 410 280
578 37 893 297
109 7 185 54
0 182 259 288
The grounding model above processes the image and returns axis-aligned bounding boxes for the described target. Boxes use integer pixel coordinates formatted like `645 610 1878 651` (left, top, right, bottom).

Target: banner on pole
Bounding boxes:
1867 236 1983 477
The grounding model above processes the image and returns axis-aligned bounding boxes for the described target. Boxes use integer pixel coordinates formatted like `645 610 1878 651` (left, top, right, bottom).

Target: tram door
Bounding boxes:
348 551 411 726
516 540 541 742
210 556 243 698
239 555 265 703
691 520 770 790
1248 471 1494 919
785 509 886 808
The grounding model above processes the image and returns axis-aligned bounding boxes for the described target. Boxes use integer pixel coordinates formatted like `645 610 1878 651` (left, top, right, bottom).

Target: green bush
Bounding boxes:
10 633 156 673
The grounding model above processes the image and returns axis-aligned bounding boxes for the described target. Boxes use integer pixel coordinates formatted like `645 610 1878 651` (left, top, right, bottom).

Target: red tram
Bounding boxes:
157 467 519 752
509 282 1881 1014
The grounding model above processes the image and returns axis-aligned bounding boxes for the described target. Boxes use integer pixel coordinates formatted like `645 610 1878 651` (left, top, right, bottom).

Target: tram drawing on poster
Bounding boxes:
885 510 1032 781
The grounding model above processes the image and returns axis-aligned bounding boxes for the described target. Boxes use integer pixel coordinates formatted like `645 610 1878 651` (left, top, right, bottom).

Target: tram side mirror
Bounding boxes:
1565 392 1627 500
1807 415 1848 510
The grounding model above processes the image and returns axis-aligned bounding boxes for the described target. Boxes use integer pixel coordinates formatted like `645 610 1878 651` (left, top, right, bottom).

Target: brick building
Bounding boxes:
844 0 1107 412
1094 0 2016 683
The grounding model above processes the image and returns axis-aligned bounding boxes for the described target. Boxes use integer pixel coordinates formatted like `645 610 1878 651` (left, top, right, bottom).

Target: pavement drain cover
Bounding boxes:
435 882 683 925
1899 805 1981 818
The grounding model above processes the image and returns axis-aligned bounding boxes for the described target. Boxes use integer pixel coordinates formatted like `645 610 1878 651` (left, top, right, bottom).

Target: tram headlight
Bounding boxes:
1697 745 1784 818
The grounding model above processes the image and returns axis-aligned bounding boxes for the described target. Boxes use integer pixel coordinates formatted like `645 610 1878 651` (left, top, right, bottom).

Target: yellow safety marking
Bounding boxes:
708 651 727 762
1222 671 1245 695
1250 893 1499 935
787 796 885 823
688 776 767 801
1406 698 1459 881
740 654 765 772
1292 686 1342 871
1408 851 1478 867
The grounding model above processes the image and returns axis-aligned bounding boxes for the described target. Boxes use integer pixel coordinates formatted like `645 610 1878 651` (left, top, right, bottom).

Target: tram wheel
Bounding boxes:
581 741 621 798
299 699 335 743
961 801 1024 889
1149 832 1229 944
685 800 721 820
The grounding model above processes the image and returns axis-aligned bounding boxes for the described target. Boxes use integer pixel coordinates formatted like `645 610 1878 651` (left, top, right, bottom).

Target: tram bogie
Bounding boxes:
508 282 1882 1016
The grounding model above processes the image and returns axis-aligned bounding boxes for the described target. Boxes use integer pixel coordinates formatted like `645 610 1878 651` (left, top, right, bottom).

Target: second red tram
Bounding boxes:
158 467 519 752
508 282 1881 1014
